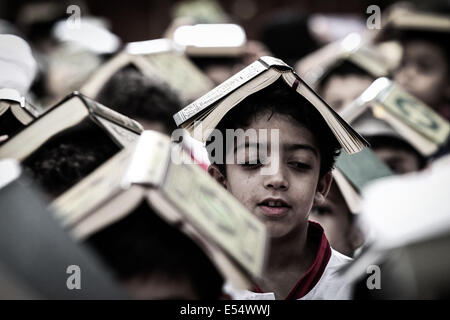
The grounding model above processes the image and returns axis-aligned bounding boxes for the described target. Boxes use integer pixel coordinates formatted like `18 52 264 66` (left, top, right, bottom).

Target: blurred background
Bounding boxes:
1 0 450 300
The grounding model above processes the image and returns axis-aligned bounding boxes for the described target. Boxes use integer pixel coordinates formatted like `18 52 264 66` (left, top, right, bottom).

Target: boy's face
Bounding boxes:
210 112 332 239
394 40 449 107
373 146 421 174
321 74 373 111
310 182 362 257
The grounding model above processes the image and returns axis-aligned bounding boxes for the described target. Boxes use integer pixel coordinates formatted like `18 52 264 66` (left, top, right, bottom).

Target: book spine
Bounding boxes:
122 131 172 188
83 97 143 134
23 101 41 118
173 56 292 127
96 117 140 147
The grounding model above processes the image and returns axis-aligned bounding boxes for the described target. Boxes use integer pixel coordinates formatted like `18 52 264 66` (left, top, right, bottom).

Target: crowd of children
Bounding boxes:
0 0 449 300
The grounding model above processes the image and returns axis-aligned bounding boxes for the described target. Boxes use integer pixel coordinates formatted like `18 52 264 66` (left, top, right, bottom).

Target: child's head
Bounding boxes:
22 121 119 199
318 61 374 111
207 79 340 238
367 135 426 174
97 67 182 135
86 201 224 300
310 181 364 257
394 31 450 108
352 115 426 174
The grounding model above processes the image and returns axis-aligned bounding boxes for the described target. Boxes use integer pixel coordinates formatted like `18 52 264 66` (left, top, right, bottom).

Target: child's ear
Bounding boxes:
314 171 333 206
208 165 227 189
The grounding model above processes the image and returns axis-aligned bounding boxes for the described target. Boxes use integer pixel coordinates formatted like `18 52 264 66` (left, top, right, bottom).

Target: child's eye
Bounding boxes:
240 159 262 169
416 59 435 74
288 161 311 171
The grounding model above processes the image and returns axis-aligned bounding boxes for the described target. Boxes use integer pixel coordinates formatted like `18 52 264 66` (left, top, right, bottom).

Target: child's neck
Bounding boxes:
257 223 316 299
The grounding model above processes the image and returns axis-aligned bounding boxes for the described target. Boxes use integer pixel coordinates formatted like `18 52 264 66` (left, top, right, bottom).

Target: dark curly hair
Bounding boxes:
317 60 375 95
96 66 182 135
207 78 341 178
22 121 119 198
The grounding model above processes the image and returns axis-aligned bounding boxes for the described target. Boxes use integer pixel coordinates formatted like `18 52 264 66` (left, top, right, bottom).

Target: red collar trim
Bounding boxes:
253 221 332 299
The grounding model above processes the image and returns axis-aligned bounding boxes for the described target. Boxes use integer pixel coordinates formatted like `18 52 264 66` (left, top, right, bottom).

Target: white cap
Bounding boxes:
0 34 37 95
52 17 121 55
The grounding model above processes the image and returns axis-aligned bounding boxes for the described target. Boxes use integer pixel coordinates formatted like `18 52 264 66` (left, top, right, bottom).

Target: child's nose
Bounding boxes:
263 168 289 190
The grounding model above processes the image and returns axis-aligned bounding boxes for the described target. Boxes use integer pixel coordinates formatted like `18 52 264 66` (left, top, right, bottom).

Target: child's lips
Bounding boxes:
257 198 291 218
258 205 289 217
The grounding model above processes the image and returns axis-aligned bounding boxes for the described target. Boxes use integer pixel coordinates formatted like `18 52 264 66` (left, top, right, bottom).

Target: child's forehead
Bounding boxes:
242 111 319 149
246 110 301 128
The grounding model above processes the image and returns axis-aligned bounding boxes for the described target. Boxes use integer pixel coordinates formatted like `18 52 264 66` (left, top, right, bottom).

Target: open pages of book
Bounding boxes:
81 38 214 103
52 130 268 289
174 56 368 154
340 77 450 156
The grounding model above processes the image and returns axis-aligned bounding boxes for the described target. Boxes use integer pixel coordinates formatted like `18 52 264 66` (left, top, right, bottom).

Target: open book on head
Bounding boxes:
81 38 214 103
295 34 390 88
173 56 369 154
382 8 450 34
340 77 450 156
0 92 142 198
0 92 142 162
51 130 268 290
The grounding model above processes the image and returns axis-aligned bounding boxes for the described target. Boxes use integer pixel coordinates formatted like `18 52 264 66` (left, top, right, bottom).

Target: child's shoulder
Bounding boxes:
329 248 353 267
300 249 352 300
